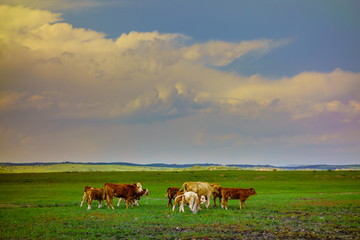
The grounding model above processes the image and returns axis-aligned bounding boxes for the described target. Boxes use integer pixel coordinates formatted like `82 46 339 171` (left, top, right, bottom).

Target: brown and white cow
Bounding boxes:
180 182 222 208
221 187 256 210
117 188 149 207
80 186 103 209
172 191 206 214
165 187 180 207
103 183 142 209
81 186 104 210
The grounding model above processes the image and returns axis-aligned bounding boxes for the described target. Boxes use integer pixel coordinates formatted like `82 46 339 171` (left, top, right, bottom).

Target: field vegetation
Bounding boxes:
0 170 359 239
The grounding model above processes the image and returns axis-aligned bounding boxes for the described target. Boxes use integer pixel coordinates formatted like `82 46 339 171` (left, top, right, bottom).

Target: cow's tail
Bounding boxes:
165 188 170 198
179 183 187 192
174 194 185 201
103 184 108 202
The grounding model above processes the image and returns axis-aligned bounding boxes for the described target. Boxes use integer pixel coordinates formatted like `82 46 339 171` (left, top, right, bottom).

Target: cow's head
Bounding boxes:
199 195 206 204
143 189 149 196
135 183 143 193
211 183 222 195
249 187 256 195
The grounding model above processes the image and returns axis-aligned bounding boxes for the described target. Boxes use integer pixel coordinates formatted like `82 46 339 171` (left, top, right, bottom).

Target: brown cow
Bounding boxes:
221 187 256 210
117 188 149 207
165 187 180 207
80 186 103 209
103 183 142 209
82 187 104 210
180 182 222 208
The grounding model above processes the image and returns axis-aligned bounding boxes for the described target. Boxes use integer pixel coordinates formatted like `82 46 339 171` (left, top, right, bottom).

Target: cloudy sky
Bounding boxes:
1 0 359 166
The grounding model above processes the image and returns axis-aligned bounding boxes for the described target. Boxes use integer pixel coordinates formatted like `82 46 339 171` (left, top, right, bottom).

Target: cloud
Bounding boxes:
1 5 359 164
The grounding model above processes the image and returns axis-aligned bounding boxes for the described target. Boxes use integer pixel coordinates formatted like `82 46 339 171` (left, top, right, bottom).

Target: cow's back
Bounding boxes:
115 184 137 198
184 182 211 195
86 188 103 200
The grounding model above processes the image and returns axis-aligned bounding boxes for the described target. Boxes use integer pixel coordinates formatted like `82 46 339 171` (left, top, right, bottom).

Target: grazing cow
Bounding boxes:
221 187 256 210
165 187 180 207
80 186 103 209
180 182 222 208
172 191 206 214
103 183 142 209
117 188 149 207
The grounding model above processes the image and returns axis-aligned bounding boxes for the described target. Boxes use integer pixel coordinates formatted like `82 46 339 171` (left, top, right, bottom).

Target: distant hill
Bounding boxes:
0 162 359 173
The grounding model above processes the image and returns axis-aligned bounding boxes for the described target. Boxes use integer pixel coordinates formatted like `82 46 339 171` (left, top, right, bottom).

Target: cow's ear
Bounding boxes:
133 183 137 187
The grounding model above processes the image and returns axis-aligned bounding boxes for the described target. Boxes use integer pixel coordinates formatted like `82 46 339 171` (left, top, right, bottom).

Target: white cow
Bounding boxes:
173 191 206 214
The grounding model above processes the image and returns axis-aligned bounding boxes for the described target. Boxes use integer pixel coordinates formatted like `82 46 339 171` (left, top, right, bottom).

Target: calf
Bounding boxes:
85 187 104 210
165 187 180 207
80 186 103 209
117 188 149 207
103 183 142 209
172 191 206 214
221 187 256 210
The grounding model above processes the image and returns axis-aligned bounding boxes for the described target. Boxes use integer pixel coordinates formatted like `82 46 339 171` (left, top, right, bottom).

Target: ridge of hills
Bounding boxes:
0 162 359 173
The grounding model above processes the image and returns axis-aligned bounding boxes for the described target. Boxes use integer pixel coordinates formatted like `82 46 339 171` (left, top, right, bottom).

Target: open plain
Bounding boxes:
0 170 359 239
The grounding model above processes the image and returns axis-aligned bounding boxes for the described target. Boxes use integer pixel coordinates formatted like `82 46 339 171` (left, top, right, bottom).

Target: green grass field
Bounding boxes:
0 170 359 239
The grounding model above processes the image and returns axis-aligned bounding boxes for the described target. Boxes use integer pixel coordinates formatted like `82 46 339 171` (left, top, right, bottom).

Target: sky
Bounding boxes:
0 0 359 166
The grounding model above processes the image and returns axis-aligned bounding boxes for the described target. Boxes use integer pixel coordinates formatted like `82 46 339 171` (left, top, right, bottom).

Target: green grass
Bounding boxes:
0 170 359 239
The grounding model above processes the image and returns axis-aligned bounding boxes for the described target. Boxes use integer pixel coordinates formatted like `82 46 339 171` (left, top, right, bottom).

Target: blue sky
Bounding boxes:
62 0 360 77
1 0 359 165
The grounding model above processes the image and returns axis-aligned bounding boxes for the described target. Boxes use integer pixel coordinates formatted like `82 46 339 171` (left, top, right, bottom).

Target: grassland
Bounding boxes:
0 170 359 239
0 163 179 173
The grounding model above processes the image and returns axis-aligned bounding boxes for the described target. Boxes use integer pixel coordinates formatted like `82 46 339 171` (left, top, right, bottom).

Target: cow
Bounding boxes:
172 191 206 214
180 182 222 208
117 188 149 207
165 187 180 207
80 186 103 209
103 183 142 209
221 187 256 210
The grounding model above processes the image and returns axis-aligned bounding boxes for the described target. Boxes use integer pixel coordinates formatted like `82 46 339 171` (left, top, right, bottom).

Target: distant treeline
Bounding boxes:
1 162 359 170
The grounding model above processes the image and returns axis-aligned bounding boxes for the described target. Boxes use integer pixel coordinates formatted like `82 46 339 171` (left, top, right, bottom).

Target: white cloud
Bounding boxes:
1 5 359 164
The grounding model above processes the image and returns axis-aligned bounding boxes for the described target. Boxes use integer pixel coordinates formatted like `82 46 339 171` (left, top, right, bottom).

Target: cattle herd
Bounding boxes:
80 182 256 214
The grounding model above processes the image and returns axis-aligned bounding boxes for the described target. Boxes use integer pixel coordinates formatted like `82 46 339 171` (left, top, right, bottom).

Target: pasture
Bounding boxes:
0 170 359 239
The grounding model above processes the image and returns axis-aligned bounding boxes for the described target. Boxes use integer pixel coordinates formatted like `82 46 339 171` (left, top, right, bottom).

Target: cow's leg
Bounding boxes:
179 201 184 212
222 197 228 210
98 200 102 208
240 200 245 209
206 194 211 208
105 190 110 209
87 197 92 210
126 198 134 209
213 194 217 207
108 195 114 210
172 199 177 211
117 198 122 207
167 198 172 208
80 192 87 207
189 198 196 213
